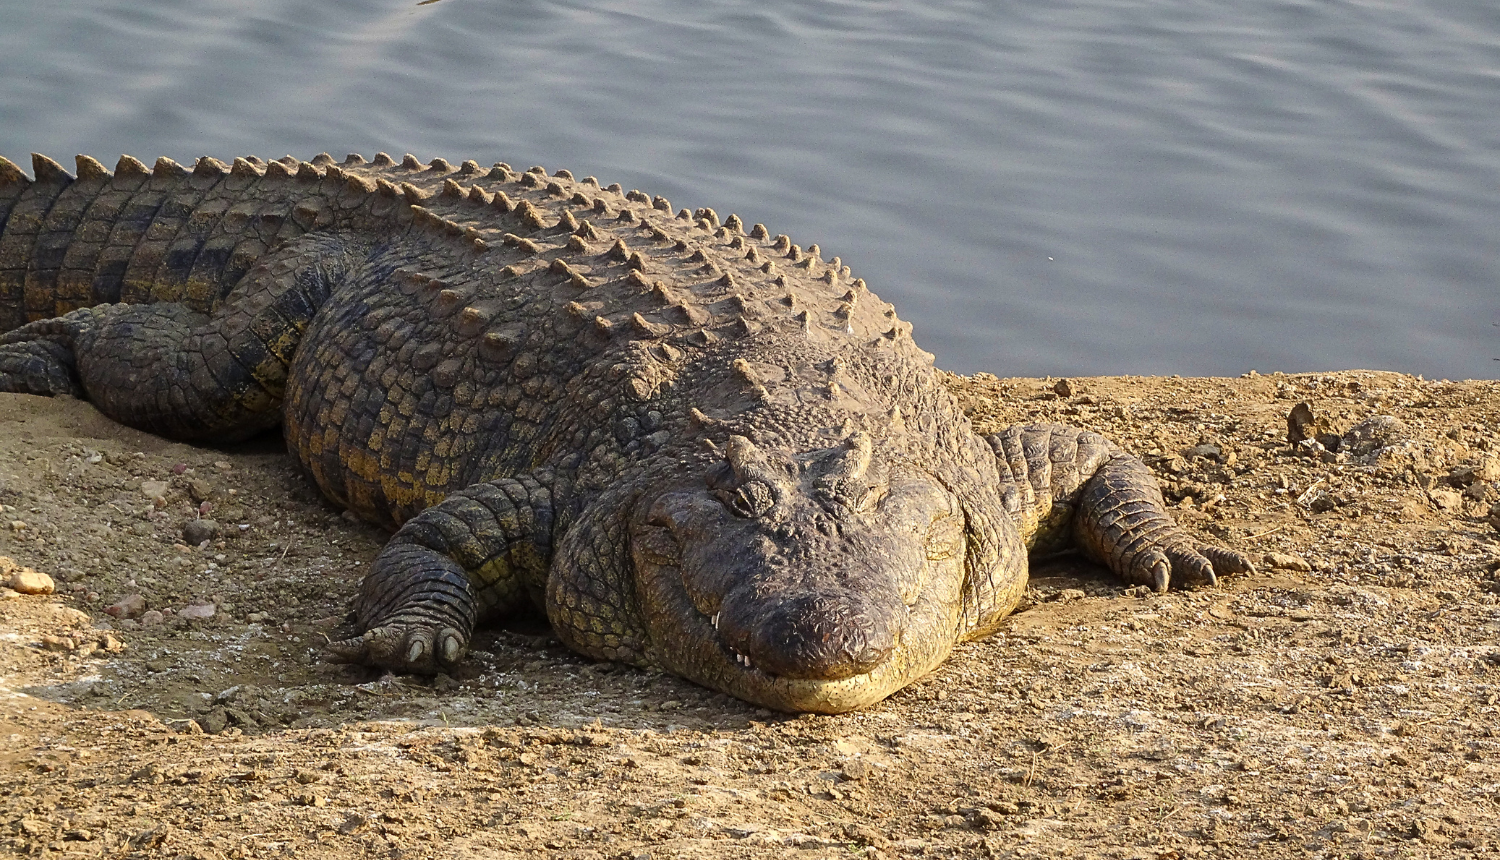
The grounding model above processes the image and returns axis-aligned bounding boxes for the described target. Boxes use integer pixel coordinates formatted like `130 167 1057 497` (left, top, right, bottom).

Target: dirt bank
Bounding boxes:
2 369 1498 859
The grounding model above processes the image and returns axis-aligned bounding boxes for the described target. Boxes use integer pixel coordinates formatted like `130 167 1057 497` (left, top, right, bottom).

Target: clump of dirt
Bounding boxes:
2 370 1498 858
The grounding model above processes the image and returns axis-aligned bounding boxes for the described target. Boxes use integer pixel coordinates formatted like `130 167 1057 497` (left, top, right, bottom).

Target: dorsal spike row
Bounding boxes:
627 252 648 271
718 272 737 288
487 165 513 182
772 235 791 252
795 256 815 269
294 161 322 182
570 191 590 206
458 159 481 175
344 153 367 166
575 221 602 241
114 154 151 179
154 157 188 179
724 214 744 233
346 173 376 194
787 245 803 262
582 176 599 187
263 160 294 180
761 261 776 275
491 190 514 212
608 239 631 260
627 190 650 204
440 178 465 198
687 248 709 263
513 199 548 230
230 157 263 179
557 211 580 231
375 178 399 197
566 235 591 253
527 165 547 174
653 196 672 212
401 182 430 204
807 244 821 260
545 181 567 197
696 207 719 228
615 208 635 222
820 271 838 284
428 157 453 173
553 168 573 180
632 312 669 337
750 224 769 240
676 209 691 221
729 236 745 250
311 153 336 166
744 246 760 263
606 182 623 193
436 288 465 311
324 164 347 182
372 152 396 167
592 198 608 215
468 185 494 206
75 154 111 181
401 154 423 170
501 234 541 255
627 270 651 288
731 358 771 401
0 155 28 186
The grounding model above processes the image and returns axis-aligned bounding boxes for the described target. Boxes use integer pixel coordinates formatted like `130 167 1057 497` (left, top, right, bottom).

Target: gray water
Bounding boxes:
3 0 1498 379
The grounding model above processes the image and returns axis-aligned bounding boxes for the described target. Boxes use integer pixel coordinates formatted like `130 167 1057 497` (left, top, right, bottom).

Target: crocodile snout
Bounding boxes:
719 589 898 680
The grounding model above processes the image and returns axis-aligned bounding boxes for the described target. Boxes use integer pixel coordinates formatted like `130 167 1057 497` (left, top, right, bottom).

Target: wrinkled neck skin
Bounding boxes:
600 344 1014 713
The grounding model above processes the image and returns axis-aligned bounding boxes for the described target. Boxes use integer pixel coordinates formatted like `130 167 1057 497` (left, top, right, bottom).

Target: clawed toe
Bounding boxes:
322 622 468 674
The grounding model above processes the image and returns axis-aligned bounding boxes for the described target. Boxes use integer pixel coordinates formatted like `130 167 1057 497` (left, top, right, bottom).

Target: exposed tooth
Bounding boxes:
711 613 720 629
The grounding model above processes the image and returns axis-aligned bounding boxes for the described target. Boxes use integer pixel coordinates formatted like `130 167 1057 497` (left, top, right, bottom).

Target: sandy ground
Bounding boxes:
1 368 1498 859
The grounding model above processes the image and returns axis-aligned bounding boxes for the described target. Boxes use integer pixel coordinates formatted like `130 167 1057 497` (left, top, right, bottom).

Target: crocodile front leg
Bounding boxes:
985 423 1255 591
327 472 555 673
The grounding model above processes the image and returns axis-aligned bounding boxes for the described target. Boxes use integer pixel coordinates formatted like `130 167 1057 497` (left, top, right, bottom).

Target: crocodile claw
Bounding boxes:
1123 543 1256 593
326 622 468 674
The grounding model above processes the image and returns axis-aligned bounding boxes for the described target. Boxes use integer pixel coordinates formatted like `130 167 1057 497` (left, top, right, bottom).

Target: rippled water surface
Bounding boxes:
3 0 1498 378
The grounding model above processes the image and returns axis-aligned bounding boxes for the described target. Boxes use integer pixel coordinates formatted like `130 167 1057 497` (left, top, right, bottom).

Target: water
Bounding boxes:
3 0 1498 379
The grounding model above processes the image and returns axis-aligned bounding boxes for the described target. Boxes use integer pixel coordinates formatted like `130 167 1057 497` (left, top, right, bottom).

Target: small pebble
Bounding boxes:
1263 552 1312 572
7 568 54 595
105 594 147 619
180 602 216 621
182 519 220 546
139 610 165 626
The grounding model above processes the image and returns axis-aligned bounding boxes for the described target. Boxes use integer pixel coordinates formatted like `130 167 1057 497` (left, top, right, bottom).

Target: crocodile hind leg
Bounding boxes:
0 233 361 441
985 423 1255 592
327 473 556 674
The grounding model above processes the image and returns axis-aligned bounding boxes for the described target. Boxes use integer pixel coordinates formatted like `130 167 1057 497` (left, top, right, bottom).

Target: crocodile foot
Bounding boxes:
326 619 468 674
1119 542 1256 592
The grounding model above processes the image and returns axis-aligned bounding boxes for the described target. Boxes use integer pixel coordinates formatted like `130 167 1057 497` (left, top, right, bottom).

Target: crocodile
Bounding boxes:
0 151 1254 713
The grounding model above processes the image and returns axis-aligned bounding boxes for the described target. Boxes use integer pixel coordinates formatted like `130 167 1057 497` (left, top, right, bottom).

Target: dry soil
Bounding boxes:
2 369 1499 859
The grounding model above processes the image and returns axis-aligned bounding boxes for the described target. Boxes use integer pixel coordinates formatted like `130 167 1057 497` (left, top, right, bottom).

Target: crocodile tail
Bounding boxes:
0 154 77 332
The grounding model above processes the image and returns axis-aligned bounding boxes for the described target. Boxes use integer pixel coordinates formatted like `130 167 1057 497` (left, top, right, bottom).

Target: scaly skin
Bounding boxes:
0 150 1254 713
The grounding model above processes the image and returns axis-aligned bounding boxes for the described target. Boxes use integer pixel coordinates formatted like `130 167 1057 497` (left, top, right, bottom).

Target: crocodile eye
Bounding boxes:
924 513 964 561
714 480 775 518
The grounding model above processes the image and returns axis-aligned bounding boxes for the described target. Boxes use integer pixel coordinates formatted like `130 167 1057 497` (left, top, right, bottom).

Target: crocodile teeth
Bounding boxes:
711 613 720 629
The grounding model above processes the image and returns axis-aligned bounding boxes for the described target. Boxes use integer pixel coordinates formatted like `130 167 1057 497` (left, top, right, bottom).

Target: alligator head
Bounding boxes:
629 431 971 713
